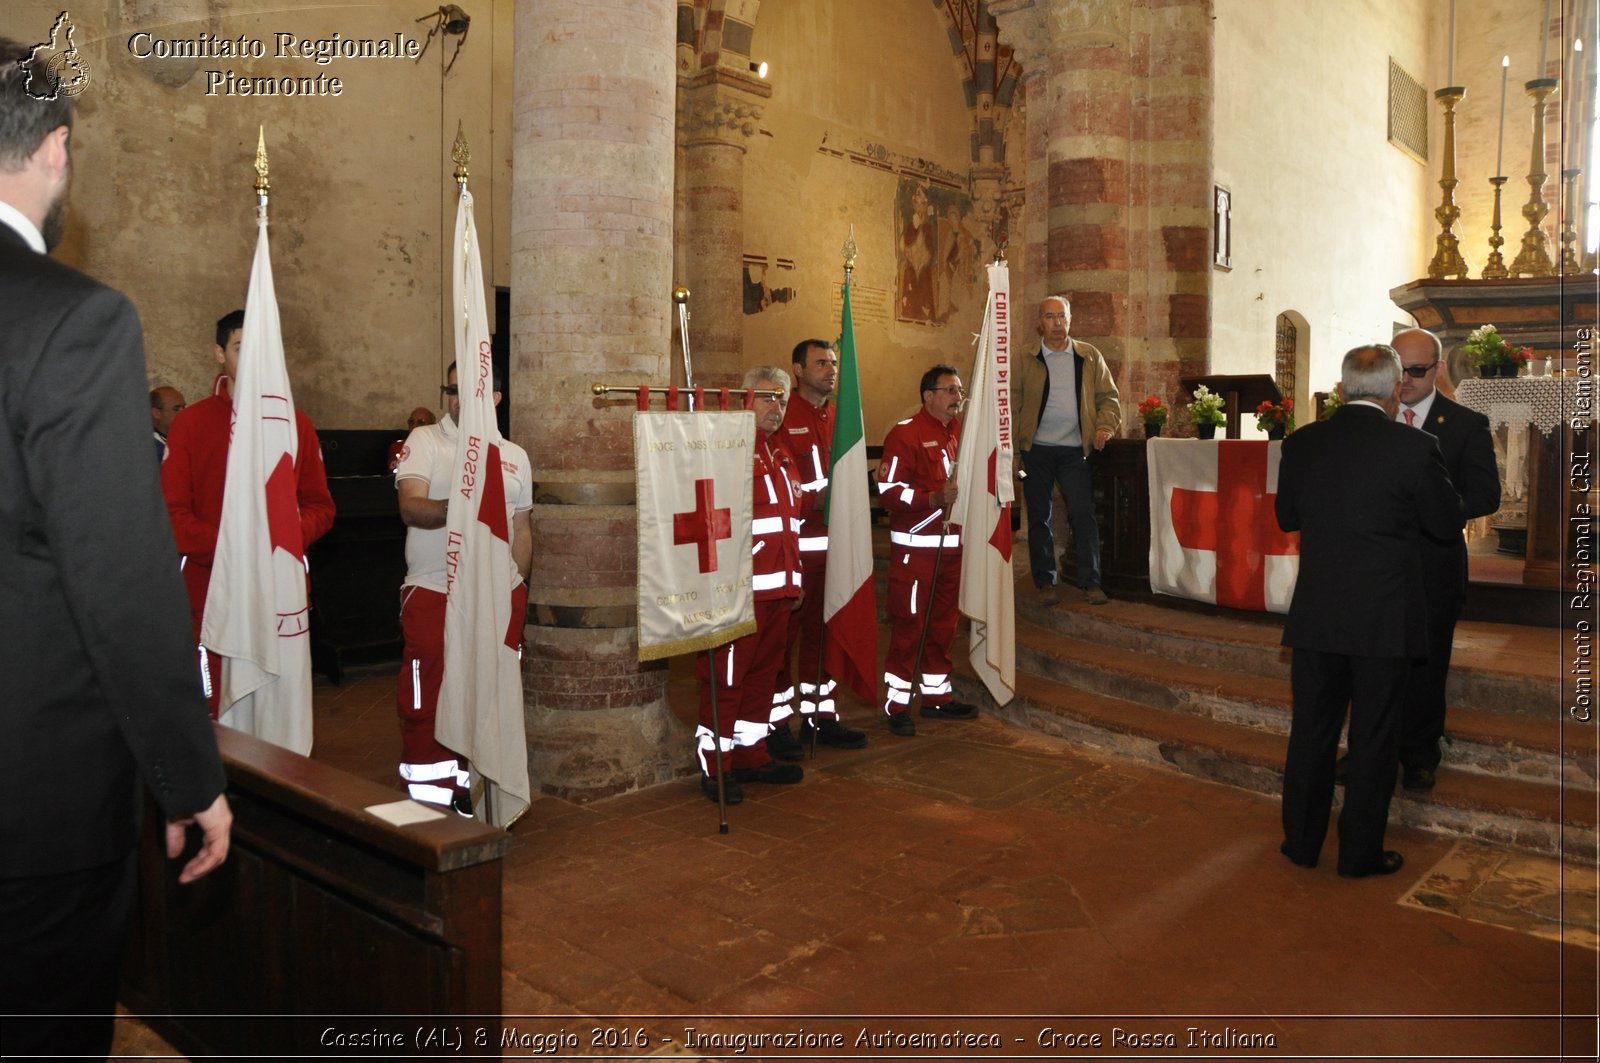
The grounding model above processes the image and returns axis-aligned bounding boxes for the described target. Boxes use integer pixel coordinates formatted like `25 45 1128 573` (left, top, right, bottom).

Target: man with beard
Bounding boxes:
0 37 232 1057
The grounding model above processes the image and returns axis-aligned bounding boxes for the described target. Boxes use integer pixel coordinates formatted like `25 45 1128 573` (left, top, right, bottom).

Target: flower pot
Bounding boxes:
1144 422 1162 438
1502 363 1522 378
1266 425 1286 440
1197 423 1217 440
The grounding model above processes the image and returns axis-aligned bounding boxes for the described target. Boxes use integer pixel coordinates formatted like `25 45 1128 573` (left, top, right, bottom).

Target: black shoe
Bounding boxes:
765 724 806 762
450 790 474 818
1402 766 1437 791
887 712 917 736
920 701 979 720
1338 851 1405 879
804 717 868 749
732 762 804 785
1279 842 1316 869
701 774 743 804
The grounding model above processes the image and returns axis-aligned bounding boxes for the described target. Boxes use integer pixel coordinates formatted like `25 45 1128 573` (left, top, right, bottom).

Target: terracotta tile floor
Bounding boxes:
115 618 1598 1059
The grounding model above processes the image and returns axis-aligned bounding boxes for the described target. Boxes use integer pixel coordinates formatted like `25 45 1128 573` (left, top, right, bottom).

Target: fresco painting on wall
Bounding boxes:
895 178 980 325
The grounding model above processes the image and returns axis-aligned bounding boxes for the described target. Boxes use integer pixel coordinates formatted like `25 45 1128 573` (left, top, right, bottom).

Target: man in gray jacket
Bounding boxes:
1012 295 1122 604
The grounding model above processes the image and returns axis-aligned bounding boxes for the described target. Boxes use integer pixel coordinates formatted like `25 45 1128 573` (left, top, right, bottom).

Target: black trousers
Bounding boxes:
1281 649 1407 874
1401 546 1466 773
0 851 136 1061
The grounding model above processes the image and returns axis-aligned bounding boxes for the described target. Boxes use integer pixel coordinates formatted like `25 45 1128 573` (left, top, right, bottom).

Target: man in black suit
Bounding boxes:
1392 327 1501 790
0 38 232 1057
1275 344 1461 878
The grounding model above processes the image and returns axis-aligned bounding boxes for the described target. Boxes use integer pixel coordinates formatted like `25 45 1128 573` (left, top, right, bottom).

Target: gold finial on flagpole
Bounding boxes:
673 285 690 304
842 224 857 281
452 120 470 189
253 126 270 212
993 238 1007 265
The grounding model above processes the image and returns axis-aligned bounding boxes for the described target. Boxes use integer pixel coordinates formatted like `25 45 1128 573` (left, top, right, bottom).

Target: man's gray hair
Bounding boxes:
1341 344 1402 402
1041 294 1072 313
743 365 791 393
1393 327 1442 359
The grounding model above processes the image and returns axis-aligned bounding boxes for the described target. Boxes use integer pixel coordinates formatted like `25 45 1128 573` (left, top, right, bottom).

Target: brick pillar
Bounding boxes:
678 75 765 386
993 0 1212 414
513 0 682 800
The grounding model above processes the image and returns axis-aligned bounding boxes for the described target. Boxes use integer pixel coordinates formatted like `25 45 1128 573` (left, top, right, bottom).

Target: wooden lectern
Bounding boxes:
1179 374 1283 439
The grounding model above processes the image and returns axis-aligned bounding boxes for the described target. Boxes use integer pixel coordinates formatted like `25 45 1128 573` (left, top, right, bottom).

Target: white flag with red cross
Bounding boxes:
201 210 314 755
435 185 529 828
1146 438 1300 613
635 411 756 661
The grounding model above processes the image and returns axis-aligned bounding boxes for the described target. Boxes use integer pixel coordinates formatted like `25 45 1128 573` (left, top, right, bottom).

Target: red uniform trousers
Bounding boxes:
696 597 791 778
882 544 961 714
777 550 839 721
396 583 528 807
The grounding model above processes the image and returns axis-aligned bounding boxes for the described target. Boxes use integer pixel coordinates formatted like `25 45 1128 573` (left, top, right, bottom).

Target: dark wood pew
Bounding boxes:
121 726 509 1057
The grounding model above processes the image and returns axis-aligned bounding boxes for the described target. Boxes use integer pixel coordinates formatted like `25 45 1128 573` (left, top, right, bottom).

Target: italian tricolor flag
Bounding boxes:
823 280 878 704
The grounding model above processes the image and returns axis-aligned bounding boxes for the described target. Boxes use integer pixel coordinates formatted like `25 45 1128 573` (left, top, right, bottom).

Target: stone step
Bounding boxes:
1016 594 1559 720
1011 620 1593 791
955 665 1598 864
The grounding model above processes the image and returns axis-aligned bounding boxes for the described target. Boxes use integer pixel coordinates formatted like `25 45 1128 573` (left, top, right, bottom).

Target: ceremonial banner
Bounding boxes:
201 212 313 754
436 186 530 828
635 411 756 661
954 263 1016 706
1146 438 1300 614
822 280 879 704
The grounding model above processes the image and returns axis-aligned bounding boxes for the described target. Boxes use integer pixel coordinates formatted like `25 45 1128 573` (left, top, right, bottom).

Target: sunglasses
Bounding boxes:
1400 363 1437 378
441 385 459 396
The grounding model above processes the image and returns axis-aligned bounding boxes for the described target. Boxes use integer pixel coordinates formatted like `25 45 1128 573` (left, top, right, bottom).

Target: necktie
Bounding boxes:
1404 409 1416 427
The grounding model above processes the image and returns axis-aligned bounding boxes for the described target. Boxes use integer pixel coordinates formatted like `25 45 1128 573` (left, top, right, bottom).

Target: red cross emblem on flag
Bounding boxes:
1169 442 1299 612
673 478 732 573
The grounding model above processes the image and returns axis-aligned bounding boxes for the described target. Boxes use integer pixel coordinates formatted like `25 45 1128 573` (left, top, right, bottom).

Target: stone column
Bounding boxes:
990 0 1049 317
513 0 682 800
678 74 765 386
992 0 1213 412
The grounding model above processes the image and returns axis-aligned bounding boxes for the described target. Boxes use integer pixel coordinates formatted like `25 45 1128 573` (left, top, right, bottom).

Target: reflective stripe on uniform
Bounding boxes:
890 530 961 549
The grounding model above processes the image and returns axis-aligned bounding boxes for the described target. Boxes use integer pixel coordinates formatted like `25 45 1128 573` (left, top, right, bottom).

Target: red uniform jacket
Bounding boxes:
751 434 803 601
162 373 336 580
877 408 962 551
775 393 833 554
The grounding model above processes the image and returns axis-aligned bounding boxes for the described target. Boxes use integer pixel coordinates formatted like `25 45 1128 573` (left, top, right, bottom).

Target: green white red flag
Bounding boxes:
822 280 879 704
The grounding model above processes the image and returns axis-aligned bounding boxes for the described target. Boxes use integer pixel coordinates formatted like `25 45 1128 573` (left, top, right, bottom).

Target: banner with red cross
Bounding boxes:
635 411 756 661
1147 439 1300 614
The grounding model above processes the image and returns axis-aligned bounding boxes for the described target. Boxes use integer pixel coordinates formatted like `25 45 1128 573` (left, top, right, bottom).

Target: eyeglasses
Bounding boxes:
930 386 966 396
441 384 459 396
1400 363 1438 378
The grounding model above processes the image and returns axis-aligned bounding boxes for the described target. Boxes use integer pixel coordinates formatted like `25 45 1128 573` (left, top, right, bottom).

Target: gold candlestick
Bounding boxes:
1510 78 1558 276
1428 87 1471 279
1482 176 1511 279
1560 167 1584 273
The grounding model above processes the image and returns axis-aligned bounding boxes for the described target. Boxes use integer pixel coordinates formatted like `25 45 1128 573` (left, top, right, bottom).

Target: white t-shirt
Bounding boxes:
394 415 533 593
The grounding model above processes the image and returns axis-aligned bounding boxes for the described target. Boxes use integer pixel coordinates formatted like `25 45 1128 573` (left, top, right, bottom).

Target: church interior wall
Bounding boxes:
1210 0 1437 414
14 0 514 433
738 0 996 442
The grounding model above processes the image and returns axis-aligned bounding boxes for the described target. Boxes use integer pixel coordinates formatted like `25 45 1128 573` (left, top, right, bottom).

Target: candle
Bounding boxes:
1539 0 1551 74
1448 0 1456 85
1498 55 1510 177
1572 40 1586 169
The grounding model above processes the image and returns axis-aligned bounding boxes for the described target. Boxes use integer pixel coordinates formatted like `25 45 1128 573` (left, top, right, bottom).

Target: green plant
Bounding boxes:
1137 394 1168 425
1463 325 1532 369
1255 398 1294 433
1186 385 1226 427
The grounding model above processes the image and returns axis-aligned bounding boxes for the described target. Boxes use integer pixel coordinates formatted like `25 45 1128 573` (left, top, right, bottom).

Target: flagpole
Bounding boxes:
253 126 269 219
675 286 697 411
807 230 859 756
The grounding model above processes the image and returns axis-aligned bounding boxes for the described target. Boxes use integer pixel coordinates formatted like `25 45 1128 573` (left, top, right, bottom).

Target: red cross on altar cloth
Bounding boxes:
1146 439 1300 614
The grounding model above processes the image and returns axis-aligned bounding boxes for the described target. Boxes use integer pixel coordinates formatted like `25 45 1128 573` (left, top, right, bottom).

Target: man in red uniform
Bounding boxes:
162 309 336 715
767 339 869 758
696 367 806 803
876 365 981 736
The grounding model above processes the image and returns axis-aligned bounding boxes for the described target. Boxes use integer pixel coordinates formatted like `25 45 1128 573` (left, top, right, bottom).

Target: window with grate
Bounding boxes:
1275 314 1297 401
1388 58 1428 163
